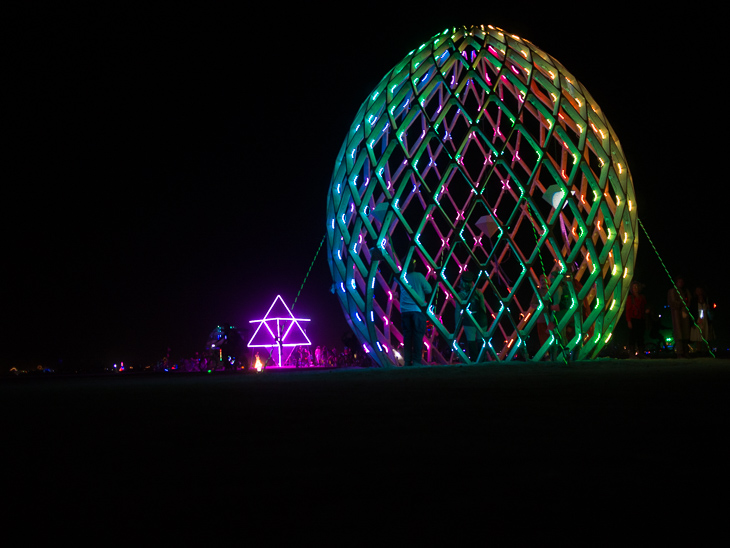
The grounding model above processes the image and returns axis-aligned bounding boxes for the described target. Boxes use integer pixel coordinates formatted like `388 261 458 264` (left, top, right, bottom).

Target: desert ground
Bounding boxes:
4 357 729 543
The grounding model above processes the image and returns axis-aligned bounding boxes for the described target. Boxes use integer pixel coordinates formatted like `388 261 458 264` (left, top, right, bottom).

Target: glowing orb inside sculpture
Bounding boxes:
326 25 638 366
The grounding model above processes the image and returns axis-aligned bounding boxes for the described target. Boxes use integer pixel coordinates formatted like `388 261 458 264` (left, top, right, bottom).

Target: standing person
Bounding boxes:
399 260 433 366
457 271 488 362
548 273 571 361
668 276 691 359
625 280 649 358
533 270 569 361
690 286 714 355
531 274 551 358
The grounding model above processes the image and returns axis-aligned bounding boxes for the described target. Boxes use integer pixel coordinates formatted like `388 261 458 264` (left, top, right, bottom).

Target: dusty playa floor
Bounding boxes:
4 357 729 542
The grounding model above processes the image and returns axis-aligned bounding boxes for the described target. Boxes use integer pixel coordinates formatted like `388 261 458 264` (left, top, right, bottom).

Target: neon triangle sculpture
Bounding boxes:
248 295 311 367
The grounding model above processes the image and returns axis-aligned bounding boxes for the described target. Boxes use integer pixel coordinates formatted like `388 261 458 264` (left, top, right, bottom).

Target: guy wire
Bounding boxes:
292 234 326 311
638 218 714 358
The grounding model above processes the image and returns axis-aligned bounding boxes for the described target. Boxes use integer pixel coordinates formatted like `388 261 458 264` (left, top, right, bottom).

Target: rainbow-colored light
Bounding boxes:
326 25 638 366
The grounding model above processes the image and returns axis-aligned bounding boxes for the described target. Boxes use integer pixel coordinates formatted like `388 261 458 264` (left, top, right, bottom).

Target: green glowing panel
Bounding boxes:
326 25 638 366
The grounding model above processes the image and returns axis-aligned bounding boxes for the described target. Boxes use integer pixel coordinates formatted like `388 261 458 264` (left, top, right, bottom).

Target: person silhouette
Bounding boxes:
668 276 691 359
625 280 649 358
398 260 432 366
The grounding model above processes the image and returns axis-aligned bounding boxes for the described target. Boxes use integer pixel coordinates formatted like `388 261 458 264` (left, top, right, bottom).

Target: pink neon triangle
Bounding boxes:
248 295 312 348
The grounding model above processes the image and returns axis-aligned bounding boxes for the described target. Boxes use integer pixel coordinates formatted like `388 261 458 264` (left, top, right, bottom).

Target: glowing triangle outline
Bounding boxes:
248 295 312 348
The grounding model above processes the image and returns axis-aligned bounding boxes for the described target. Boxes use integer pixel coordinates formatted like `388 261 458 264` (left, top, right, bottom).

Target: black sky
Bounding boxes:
4 4 725 369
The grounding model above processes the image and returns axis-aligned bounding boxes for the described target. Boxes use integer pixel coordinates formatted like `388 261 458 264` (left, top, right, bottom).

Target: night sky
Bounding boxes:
4 4 725 370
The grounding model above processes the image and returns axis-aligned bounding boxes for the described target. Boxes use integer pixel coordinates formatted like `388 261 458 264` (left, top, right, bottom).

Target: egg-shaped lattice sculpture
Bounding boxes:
326 25 638 366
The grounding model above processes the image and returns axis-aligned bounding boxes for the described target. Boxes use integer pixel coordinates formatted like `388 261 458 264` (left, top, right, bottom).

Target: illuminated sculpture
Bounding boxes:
248 295 311 366
326 25 638 366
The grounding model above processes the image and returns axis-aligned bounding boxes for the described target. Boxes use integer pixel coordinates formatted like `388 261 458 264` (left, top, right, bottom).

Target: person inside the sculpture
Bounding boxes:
625 280 649 358
457 270 489 362
539 270 571 361
690 285 714 355
531 273 551 357
566 266 589 359
398 258 433 366
667 276 692 359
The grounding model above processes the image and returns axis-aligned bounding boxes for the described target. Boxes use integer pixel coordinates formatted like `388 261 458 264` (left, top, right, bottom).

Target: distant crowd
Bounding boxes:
151 343 370 373
621 275 717 359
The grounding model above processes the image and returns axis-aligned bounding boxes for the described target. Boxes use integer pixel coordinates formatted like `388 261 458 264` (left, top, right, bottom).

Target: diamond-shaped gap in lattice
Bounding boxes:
421 79 450 123
382 140 408 192
527 79 556 122
529 72 559 115
597 207 619 263
557 202 586 266
369 182 391 223
438 100 472 154
590 215 608 263
413 65 437 99
481 166 520 226
504 127 540 183
438 52 467 94
555 110 583 154
413 135 450 194
549 130 580 184
512 271 542 329
571 247 598 299
495 72 524 121
437 166 474 227
400 110 429 159
584 135 607 183
386 222 413 271
416 207 451 260
605 166 627 207
573 168 600 219
481 98 513 148
507 204 544 266
580 275 605 326
348 152 370 202
487 308 523 360
459 129 496 188
429 279 458 334
455 37 482 67
441 239 475 289
365 117 392 167
536 167 569 224
594 265 615 316
463 199 496 267
369 295 390 343
398 173 429 236
388 73 413 118
520 116 551 166
359 203 382 246
335 189 357 237
474 48 501 89
459 74 487 123
506 45 531 81
484 237 525 301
